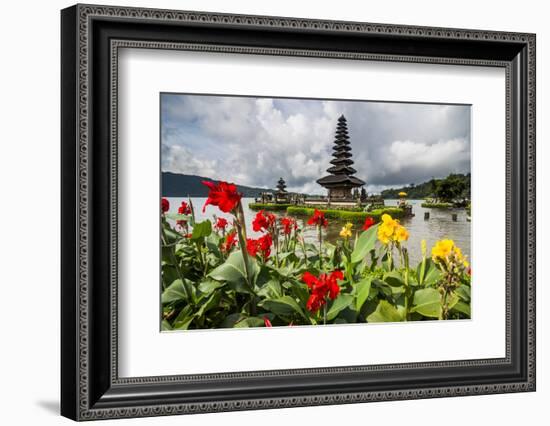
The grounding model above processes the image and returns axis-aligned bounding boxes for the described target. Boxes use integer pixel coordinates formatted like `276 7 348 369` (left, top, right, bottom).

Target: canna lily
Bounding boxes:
215 217 228 231
339 222 353 239
246 233 272 260
431 239 469 267
280 216 297 235
252 210 276 233
377 214 409 245
362 217 375 231
161 198 170 213
302 270 344 313
178 201 192 215
307 209 328 228
221 230 237 253
202 180 242 213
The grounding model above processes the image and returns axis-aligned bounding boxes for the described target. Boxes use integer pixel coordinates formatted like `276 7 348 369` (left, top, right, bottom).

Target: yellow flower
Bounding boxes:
454 246 469 268
421 239 427 258
377 214 409 245
431 239 454 260
398 191 408 197
395 225 409 242
340 222 353 239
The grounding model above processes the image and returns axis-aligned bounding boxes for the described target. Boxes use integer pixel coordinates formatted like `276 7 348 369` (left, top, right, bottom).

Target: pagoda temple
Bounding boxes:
276 177 287 196
317 115 365 200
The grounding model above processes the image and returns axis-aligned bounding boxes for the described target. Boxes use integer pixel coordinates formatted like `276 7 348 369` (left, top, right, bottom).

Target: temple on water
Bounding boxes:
316 115 366 200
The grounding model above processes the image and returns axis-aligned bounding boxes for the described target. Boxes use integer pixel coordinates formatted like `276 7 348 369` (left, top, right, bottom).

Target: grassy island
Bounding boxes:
421 202 454 209
248 203 293 211
286 206 404 222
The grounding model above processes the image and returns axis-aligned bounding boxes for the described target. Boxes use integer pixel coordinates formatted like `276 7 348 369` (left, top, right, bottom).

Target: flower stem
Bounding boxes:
318 225 323 271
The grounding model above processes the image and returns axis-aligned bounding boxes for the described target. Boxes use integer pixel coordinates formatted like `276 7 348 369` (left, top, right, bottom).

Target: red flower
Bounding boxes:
161 198 170 213
263 316 272 327
221 230 237 253
301 270 343 313
178 201 191 215
202 180 242 213
307 209 328 227
302 271 319 289
252 210 276 232
246 233 272 259
362 217 375 231
280 217 297 235
184 233 193 239
215 217 228 231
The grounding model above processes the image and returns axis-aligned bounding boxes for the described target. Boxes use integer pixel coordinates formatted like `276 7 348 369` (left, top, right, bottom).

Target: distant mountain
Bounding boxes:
162 172 269 197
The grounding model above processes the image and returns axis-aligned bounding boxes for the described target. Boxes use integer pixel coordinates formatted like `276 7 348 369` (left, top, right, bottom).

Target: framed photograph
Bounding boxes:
61 4 536 421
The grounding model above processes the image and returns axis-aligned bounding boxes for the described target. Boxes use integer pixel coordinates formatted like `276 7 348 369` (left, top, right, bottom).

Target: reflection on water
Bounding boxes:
166 197 471 266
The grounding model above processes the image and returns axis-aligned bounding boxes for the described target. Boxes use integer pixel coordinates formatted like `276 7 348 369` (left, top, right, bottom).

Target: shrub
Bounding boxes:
286 206 404 222
421 202 454 209
248 203 293 211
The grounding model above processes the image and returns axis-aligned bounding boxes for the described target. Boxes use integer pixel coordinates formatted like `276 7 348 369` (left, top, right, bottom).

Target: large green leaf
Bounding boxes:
383 270 405 287
355 277 372 311
233 317 265 328
198 279 225 294
327 294 354 321
411 288 441 318
351 224 379 263
417 259 442 287
161 319 173 331
456 285 471 302
367 300 404 323
195 291 221 318
165 213 191 221
191 220 212 240
208 250 258 293
161 279 187 304
260 296 307 320
452 300 471 317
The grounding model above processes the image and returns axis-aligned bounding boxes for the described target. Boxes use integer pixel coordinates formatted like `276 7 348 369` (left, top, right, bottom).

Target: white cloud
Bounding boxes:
161 94 470 194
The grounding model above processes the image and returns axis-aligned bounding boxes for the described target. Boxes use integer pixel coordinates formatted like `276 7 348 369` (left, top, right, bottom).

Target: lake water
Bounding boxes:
166 197 471 266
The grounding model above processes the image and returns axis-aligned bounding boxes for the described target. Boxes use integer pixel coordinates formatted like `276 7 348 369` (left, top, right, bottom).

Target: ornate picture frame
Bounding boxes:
61 4 536 421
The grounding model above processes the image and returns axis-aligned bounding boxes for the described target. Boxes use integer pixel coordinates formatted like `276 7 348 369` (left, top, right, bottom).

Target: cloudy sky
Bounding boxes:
161 93 470 194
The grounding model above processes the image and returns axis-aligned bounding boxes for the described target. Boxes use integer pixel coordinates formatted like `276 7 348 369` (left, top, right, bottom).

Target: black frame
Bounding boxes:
61 4 536 421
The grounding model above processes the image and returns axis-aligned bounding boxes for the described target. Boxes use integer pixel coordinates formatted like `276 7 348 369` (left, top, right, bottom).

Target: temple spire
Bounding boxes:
316 115 365 199
276 177 287 194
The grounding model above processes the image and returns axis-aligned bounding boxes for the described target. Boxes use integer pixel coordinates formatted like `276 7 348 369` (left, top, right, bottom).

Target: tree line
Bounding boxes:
380 173 471 203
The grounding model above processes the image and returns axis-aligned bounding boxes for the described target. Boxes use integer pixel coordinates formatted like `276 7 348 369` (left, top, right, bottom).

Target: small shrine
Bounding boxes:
275 177 290 203
317 115 365 200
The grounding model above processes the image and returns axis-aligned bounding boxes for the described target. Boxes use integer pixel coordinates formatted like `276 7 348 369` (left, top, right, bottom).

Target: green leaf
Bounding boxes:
165 213 191 221
456 285 471 302
195 291 221 318
367 300 404 323
161 279 187 304
260 296 307 320
452 301 471 317
170 305 195 330
355 277 372 311
327 294 354 321
417 259 442 287
383 270 405 287
198 279 225 294
208 250 258 293
351 224 379 263
233 317 265 328
411 288 441 318
161 319 172 331
191 220 212 240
